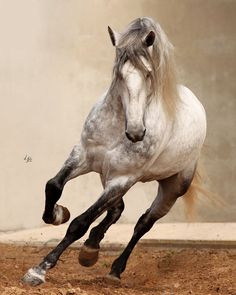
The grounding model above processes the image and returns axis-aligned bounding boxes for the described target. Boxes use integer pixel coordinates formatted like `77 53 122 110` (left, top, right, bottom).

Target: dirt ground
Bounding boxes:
0 244 235 295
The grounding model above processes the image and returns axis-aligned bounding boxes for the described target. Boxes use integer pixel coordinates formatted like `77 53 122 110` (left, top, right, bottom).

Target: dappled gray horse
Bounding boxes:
23 17 206 285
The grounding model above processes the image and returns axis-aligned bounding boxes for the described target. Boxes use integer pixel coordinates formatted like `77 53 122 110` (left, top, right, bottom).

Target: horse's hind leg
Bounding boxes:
107 169 195 282
79 199 125 267
42 144 89 225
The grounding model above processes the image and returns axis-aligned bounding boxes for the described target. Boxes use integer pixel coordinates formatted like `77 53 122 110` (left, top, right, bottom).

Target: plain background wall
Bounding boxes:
0 0 235 230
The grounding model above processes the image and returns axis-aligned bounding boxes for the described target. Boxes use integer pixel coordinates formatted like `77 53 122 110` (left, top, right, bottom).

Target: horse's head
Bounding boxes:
108 18 158 143
119 57 152 142
108 17 177 143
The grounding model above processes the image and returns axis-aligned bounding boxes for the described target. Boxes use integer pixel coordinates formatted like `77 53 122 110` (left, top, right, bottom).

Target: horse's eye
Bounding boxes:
146 72 151 79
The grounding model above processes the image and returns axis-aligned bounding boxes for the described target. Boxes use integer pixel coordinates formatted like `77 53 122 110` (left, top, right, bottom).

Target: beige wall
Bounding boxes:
0 0 235 230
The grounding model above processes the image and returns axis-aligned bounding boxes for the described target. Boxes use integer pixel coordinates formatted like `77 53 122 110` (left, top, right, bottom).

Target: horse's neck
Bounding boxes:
145 96 168 125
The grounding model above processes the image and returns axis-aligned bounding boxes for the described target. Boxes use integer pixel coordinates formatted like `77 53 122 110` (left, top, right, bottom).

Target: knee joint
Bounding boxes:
135 211 156 232
67 215 90 239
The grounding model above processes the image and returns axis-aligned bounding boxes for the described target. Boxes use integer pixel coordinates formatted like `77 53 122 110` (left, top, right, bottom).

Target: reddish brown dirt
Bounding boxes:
0 243 235 295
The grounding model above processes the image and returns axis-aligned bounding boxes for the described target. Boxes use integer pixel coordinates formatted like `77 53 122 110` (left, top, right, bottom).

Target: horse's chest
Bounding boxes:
84 126 157 176
82 100 165 175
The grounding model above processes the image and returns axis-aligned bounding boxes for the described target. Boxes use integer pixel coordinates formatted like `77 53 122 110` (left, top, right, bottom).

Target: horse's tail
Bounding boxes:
182 164 223 221
182 168 201 221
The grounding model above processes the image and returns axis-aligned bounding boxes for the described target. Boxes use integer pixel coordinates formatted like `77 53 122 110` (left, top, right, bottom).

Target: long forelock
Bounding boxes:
110 17 179 117
113 41 158 95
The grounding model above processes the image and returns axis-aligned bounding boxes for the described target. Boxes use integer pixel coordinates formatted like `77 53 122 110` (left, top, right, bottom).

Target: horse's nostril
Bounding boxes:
125 129 146 142
125 131 133 142
143 128 146 137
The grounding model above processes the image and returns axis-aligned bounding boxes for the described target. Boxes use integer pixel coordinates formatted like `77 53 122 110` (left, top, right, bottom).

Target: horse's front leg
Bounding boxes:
22 177 133 286
42 143 89 225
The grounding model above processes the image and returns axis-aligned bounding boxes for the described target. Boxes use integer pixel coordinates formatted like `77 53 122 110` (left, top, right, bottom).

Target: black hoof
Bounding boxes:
78 245 99 267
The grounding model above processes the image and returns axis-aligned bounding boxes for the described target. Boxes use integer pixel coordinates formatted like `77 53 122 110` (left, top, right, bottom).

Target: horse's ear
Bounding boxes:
144 31 155 47
108 26 120 47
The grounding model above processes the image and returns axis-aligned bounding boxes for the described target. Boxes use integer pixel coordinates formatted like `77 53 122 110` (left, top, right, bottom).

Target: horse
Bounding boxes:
23 17 206 286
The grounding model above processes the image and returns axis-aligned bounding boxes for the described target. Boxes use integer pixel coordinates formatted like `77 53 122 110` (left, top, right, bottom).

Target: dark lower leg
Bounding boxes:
109 210 156 278
78 199 125 267
40 213 91 271
23 181 131 285
42 186 127 268
42 177 63 224
22 214 90 286
85 199 125 249
23 212 100 286
42 171 72 224
108 172 195 280
42 144 89 225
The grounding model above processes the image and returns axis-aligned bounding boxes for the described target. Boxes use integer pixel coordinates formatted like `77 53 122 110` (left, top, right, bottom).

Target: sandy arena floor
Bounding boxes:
0 244 235 295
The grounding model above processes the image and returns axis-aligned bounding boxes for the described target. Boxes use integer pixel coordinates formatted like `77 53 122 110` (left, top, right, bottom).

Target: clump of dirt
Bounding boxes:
0 244 235 295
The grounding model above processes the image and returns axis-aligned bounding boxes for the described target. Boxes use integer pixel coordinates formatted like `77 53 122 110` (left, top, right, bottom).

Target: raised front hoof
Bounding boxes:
43 204 70 225
52 204 70 225
78 245 99 267
22 268 45 287
105 274 121 285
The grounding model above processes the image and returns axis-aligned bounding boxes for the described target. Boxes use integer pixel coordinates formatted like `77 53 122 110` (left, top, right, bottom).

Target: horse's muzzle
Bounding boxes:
125 128 146 142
